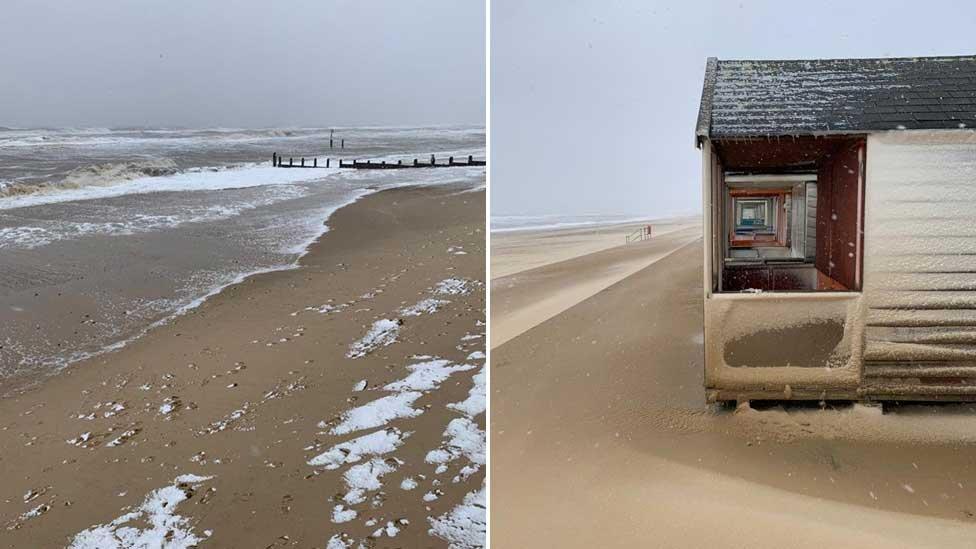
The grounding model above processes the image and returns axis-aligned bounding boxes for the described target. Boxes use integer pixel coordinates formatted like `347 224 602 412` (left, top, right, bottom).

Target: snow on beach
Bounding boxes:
345 277 479 359
307 275 486 547
68 474 214 549
429 485 487 549
309 428 411 469
346 319 402 359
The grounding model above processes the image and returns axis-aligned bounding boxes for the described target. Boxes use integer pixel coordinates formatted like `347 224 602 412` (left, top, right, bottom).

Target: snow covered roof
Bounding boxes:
696 55 976 142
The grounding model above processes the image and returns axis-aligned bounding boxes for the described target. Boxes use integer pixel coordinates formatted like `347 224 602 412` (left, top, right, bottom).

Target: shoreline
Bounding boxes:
0 187 375 399
0 183 486 547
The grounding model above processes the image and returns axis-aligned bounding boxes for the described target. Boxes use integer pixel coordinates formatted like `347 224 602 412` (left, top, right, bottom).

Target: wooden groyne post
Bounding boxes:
273 153 486 170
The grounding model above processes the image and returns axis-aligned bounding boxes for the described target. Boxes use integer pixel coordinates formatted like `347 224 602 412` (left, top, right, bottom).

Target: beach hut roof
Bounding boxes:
696 55 976 143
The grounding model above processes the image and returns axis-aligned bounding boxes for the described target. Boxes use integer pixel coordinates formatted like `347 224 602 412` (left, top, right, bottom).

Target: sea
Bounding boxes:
0 126 485 385
490 213 658 233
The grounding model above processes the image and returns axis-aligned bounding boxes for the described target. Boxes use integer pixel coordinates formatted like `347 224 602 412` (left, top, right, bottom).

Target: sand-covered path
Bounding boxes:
491 240 976 548
489 225 701 348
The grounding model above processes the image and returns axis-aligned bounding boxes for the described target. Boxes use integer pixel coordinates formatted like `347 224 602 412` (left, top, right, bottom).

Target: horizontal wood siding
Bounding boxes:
863 132 976 374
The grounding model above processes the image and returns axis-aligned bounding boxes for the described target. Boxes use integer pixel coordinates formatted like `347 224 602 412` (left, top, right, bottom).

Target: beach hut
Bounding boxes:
695 55 976 403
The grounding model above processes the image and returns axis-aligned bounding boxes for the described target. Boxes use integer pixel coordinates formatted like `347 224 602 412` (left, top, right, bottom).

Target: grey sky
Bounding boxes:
491 0 976 218
0 0 485 128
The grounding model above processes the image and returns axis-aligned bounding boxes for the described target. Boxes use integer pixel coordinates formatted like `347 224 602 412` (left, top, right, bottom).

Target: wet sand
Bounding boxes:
491 237 976 548
0 185 485 548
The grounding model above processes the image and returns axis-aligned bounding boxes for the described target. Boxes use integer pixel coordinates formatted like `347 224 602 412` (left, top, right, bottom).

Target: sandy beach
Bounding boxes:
489 216 699 280
491 224 976 548
0 185 486 548
490 220 700 348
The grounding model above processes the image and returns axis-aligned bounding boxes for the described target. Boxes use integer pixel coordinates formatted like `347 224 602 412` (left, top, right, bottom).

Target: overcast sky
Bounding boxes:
491 0 976 218
0 0 485 128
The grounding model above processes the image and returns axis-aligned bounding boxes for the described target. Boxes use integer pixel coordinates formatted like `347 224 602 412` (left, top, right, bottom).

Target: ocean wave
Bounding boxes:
0 162 343 211
0 159 181 198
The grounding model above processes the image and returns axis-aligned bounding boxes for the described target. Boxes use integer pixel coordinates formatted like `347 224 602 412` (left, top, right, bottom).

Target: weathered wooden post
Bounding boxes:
326 158 330 168
341 139 345 149
301 157 305 167
430 154 436 166
273 152 277 166
468 155 473 164
449 156 455 165
289 157 293 167
330 129 334 149
313 158 317 168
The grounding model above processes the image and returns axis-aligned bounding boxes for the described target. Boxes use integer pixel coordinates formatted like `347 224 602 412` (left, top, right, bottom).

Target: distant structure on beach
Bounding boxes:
271 152 486 170
695 55 976 403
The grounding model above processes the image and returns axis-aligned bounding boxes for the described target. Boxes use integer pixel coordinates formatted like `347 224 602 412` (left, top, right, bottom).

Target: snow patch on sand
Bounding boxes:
68 474 213 549
332 504 357 524
425 418 486 470
428 485 486 549
400 298 450 317
342 458 398 505
331 392 424 436
425 362 486 484
347 319 401 358
448 367 486 417
384 359 476 392
434 278 476 296
309 428 410 469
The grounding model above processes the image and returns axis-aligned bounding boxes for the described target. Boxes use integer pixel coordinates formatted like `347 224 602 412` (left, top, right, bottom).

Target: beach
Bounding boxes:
0 184 486 547
0 126 485 387
491 222 976 548
489 218 700 347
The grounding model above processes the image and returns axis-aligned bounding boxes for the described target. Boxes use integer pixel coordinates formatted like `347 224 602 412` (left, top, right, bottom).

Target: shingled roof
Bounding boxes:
696 55 976 142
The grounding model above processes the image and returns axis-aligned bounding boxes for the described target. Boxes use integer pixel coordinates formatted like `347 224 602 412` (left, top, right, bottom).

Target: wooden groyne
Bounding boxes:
271 153 485 170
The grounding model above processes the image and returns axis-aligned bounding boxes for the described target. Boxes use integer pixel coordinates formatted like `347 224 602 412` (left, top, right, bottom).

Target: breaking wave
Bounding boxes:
0 158 182 198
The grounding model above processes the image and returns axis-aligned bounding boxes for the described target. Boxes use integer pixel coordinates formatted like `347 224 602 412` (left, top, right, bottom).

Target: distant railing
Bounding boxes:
626 225 653 243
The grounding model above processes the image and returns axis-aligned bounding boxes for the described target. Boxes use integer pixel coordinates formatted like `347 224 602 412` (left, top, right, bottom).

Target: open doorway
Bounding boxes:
711 136 865 292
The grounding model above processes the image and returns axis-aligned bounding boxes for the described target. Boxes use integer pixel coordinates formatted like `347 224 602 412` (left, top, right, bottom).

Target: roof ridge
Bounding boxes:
716 54 976 64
